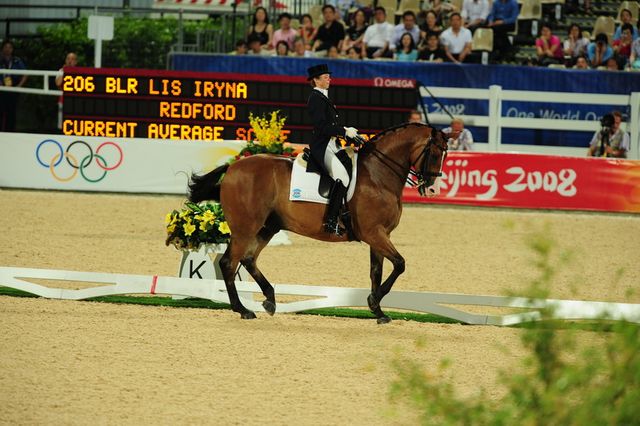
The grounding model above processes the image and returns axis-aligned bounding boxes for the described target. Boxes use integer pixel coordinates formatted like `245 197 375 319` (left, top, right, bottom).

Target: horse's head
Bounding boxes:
413 127 448 198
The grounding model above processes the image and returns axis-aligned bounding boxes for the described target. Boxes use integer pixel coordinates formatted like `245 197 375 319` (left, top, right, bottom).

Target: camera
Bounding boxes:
600 113 614 129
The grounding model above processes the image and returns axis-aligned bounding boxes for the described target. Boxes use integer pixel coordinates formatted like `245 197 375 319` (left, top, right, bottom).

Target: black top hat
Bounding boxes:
307 64 332 80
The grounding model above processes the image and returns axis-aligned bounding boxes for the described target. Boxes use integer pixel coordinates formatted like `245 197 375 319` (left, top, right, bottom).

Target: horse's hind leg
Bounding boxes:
366 231 405 324
368 248 388 322
219 239 257 319
241 226 278 316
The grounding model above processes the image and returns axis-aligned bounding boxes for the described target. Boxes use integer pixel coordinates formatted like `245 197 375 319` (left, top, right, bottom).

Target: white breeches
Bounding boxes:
323 138 350 185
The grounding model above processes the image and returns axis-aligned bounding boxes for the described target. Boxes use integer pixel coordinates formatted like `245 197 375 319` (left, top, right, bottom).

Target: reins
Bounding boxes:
370 143 428 188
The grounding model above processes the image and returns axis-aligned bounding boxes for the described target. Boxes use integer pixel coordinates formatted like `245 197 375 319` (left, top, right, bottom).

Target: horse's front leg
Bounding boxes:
366 232 405 324
219 241 256 319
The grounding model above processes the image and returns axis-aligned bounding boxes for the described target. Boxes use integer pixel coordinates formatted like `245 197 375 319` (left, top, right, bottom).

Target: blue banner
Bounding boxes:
171 54 639 147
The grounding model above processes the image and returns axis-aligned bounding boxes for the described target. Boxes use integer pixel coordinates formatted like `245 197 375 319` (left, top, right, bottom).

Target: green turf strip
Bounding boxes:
0 286 459 324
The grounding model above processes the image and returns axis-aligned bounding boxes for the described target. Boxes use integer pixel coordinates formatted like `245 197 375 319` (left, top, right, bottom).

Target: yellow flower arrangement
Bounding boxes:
234 111 295 160
165 202 230 250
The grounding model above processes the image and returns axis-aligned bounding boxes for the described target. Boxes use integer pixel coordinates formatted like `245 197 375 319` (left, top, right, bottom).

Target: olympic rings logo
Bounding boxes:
35 139 124 183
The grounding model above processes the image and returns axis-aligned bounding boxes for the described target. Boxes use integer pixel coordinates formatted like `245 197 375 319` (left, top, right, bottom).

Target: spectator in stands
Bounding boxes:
419 10 443 38
346 46 361 59
274 40 290 56
247 7 274 50
588 111 629 158
232 40 248 55
299 14 316 48
418 31 447 62
0 40 27 132
535 23 563 66
408 110 424 123
587 33 613 68
605 57 620 71
563 24 589 66
461 0 490 33
613 9 639 42
486 0 519 61
573 55 589 69
391 11 420 52
327 45 341 58
54 52 78 88
293 37 314 57
440 13 473 63
362 7 394 58
394 33 418 61
424 0 458 22
272 13 297 50
312 5 345 52
341 9 368 55
613 23 634 67
629 36 640 69
247 33 270 55
442 118 473 151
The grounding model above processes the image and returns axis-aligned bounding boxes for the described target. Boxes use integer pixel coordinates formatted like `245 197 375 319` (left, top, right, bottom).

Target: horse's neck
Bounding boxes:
362 131 416 195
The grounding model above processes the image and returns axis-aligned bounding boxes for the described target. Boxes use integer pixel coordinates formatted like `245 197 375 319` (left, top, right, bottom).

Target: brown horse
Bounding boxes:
188 123 448 323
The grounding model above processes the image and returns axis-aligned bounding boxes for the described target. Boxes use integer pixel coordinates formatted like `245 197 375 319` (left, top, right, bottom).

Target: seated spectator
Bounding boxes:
247 34 270 55
613 23 634 67
418 31 447 62
563 24 589 66
362 7 394 58
231 40 247 55
587 33 613 68
327 45 341 58
346 46 361 59
424 0 458 22
292 37 314 57
274 40 290 56
442 118 473 151
461 0 490 33
535 23 563 66
272 13 297 50
391 11 420 52
613 9 639 42
588 111 629 158
573 55 590 69
605 57 620 71
342 9 368 55
395 33 418 61
312 5 345 52
419 10 443 39
439 13 472 63
299 14 316 48
486 0 519 61
408 109 423 123
629 37 640 69
247 7 274 50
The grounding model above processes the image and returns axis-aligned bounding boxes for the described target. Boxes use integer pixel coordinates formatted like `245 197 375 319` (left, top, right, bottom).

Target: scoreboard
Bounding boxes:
61 67 418 144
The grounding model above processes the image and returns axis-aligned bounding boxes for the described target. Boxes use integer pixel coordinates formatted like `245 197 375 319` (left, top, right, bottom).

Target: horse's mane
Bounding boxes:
360 122 437 155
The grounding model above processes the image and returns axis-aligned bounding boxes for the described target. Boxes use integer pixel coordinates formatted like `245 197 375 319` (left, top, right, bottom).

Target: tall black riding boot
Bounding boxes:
324 179 347 236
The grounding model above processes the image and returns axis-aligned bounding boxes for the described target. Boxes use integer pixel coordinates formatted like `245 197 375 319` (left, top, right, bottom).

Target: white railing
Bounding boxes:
1 70 637 159
421 85 639 160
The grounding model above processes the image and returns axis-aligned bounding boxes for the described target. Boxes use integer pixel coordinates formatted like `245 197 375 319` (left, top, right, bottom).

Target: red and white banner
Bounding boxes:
404 152 640 214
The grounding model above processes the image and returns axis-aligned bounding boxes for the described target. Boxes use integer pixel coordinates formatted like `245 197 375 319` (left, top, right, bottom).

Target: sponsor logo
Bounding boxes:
373 77 415 89
292 188 302 198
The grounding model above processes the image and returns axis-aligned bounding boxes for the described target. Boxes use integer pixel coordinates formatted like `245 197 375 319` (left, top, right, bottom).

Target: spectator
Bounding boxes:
442 118 473 151
613 9 639 42
341 9 368 55
613 23 634 67
407 109 424 123
272 13 297 50
232 40 248 55
299 14 316 48
535 23 563 66
361 7 394 58
247 7 274 50
346 46 361 59
461 0 490 33
573 55 589 69
327 45 341 58
588 111 629 158
395 32 418 61
424 0 458 22
419 10 443 38
55 52 78 88
605 57 620 71
440 13 472 63
587 33 613 68
312 5 345 52
629 37 640 69
292 38 314 57
247 33 270 55
418 31 447 62
486 0 519 61
563 24 589 66
391 11 420 51
0 40 27 132
274 40 290 56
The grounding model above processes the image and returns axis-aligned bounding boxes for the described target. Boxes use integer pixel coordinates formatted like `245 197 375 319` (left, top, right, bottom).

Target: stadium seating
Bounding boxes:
395 0 420 16
591 15 615 41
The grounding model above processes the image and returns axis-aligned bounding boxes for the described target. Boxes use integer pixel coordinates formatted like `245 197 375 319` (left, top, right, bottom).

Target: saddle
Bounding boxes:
301 147 353 198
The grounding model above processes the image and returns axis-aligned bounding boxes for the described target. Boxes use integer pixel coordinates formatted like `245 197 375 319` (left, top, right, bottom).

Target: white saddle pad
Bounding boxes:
289 148 358 205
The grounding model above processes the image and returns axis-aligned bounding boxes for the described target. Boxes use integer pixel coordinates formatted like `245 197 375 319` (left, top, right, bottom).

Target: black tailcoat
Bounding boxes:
306 89 346 173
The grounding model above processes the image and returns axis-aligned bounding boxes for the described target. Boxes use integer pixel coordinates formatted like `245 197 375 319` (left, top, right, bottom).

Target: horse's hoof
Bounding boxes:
262 300 276 316
377 316 392 324
367 293 379 312
240 311 257 320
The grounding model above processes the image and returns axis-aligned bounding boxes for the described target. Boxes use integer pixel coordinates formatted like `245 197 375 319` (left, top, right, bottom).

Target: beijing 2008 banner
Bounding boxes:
404 152 640 213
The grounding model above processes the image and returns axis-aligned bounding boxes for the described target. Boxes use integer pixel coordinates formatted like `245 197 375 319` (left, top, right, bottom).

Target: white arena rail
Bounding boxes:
2 266 640 326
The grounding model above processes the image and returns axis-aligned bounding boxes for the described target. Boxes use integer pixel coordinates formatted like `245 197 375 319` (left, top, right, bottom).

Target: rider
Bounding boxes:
306 63 360 236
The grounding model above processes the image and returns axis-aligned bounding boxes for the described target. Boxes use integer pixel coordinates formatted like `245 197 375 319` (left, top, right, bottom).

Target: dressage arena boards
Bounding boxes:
1 189 638 424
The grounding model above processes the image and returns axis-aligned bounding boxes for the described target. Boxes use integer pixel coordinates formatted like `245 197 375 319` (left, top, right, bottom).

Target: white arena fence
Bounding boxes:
2 69 638 160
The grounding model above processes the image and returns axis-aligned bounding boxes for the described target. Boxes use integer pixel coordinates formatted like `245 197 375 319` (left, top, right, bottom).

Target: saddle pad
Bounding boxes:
289 149 358 205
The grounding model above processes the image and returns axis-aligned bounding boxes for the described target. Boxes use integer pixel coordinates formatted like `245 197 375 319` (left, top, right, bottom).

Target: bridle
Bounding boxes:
369 132 447 195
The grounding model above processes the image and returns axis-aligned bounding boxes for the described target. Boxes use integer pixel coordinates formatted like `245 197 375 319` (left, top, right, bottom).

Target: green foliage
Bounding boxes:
165 202 231 250
389 226 640 425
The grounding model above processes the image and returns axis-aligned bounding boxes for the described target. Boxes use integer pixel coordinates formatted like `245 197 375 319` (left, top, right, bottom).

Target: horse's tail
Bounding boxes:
188 163 229 203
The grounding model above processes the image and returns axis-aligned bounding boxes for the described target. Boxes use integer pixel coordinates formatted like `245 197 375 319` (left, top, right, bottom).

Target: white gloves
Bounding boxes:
344 127 359 139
